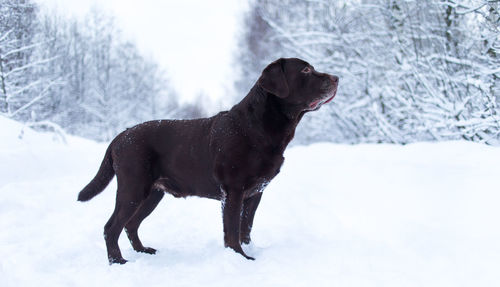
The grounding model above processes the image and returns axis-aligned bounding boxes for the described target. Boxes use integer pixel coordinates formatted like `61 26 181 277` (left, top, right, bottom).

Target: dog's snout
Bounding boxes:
329 75 339 84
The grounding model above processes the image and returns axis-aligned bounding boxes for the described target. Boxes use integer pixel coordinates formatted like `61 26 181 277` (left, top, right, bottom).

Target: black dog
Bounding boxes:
78 58 338 264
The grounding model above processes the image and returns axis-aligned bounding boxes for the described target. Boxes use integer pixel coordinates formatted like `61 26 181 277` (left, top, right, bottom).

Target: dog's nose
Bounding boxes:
329 75 339 84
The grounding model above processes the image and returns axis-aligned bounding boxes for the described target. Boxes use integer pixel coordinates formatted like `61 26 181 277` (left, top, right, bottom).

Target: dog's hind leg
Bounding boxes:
104 180 149 264
125 188 164 254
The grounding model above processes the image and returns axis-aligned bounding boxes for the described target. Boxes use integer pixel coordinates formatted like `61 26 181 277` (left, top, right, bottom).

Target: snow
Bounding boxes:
1 116 499 286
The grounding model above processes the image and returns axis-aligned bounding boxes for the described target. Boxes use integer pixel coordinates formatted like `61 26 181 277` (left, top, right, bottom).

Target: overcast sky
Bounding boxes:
37 0 248 107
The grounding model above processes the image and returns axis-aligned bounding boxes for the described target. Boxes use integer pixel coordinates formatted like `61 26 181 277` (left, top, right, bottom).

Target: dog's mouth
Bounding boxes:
308 88 337 111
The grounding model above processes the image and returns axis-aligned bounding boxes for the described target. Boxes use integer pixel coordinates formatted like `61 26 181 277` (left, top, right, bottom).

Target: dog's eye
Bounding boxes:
301 67 312 74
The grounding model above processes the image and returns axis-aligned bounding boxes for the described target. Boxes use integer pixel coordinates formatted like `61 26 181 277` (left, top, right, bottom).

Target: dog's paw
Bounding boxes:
137 247 157 255
226 244 255 261
240 236 251 245
244 254 255 260
109 257 128 265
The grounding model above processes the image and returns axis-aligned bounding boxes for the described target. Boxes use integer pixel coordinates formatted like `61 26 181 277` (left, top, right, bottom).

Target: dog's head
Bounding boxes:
258 58 338 112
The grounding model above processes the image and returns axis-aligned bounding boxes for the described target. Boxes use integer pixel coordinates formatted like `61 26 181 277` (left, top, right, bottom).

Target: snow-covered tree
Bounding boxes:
2 1 197 141
0 0 60 123
237 0 500 145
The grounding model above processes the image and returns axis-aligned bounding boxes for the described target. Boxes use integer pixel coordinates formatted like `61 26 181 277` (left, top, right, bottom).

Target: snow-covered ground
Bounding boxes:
1 116 499 286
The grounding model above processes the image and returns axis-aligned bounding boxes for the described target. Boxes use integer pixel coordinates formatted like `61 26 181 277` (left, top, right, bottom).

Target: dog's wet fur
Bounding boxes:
78 58 339 264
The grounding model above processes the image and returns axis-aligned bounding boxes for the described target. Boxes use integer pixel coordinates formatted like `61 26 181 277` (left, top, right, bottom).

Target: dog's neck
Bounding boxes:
230 84 303 152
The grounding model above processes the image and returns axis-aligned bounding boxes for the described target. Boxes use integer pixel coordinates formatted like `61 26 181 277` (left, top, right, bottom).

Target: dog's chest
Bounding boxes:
260 153 284 178
247 150 284 186
242 152 283 198
244 180 270 198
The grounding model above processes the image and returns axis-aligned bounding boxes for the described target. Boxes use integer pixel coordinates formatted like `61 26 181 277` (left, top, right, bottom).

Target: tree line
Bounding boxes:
1 0 204 141
236 0 500 145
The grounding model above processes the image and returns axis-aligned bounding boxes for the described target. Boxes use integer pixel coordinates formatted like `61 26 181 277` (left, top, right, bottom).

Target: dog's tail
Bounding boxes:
77 145 115 202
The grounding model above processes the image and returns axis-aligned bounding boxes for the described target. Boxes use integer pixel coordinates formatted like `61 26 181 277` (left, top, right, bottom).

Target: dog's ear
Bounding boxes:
258 58 289 98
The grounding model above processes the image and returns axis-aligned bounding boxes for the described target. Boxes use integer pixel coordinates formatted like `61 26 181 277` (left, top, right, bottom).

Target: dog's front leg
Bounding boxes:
240 192 262 244
222 189 255 260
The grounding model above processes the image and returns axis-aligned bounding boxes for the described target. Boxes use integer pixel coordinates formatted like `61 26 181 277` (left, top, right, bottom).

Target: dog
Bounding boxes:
78 58 339 264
